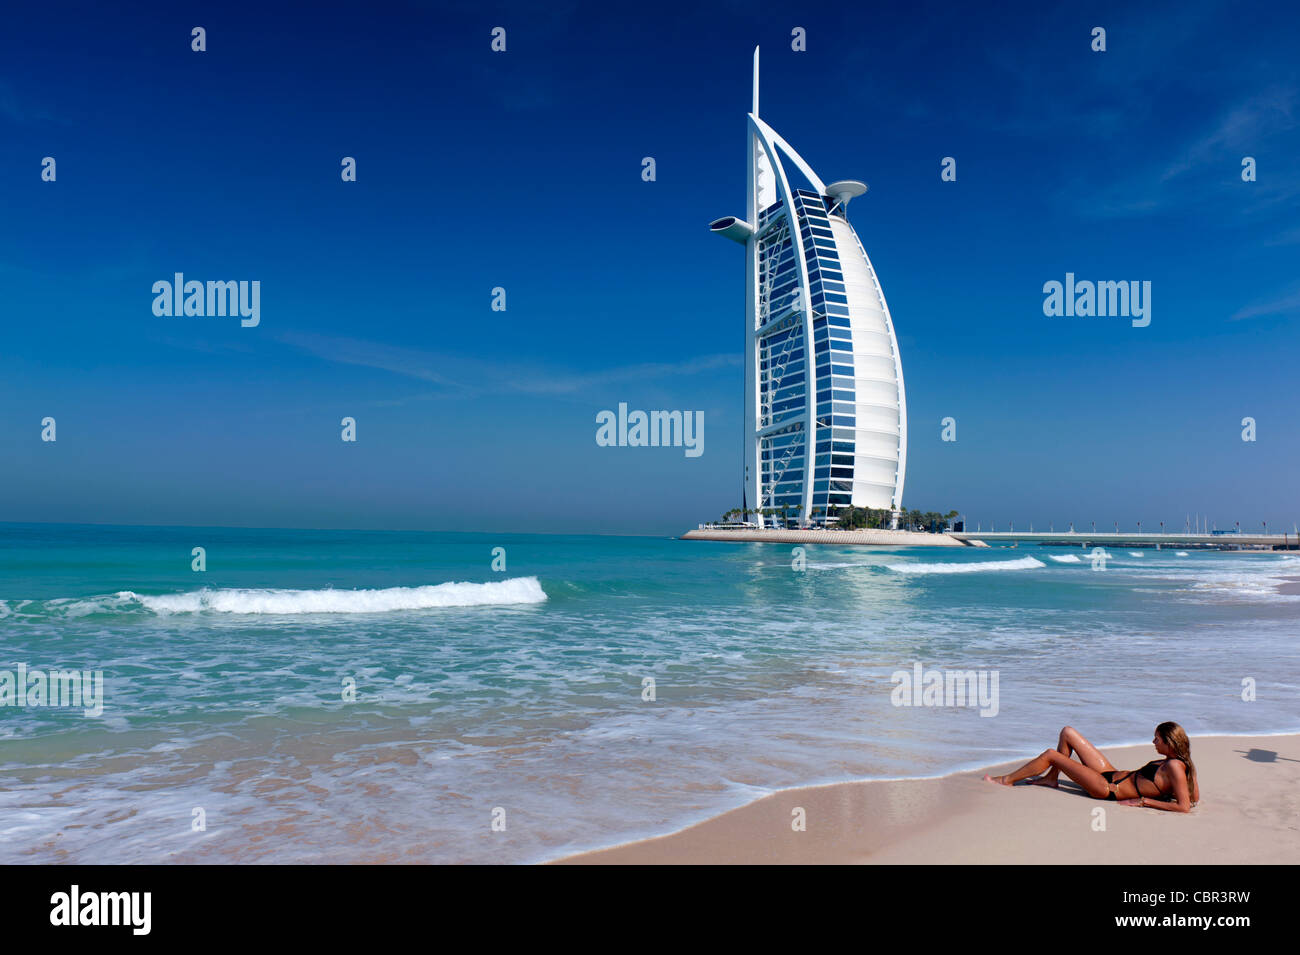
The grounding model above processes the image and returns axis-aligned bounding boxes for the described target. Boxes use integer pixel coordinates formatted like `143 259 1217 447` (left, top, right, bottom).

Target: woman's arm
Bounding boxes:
1140 762 1194 812
1137 795 1188 811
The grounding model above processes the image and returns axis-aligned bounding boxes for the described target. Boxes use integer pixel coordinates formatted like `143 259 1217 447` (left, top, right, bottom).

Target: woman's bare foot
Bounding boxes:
982 774 1012 785
1028 775 1060 788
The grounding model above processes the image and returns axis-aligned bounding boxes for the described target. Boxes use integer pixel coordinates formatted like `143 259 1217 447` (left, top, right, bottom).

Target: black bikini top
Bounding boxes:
1133 757 1187 796
1137 759 1162 782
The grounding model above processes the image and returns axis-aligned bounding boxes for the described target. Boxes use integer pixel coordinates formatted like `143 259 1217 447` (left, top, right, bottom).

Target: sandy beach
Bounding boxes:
555 734 1300 864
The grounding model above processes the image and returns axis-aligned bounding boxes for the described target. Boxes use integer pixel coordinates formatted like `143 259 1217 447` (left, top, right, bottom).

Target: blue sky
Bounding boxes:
1 0 1297 535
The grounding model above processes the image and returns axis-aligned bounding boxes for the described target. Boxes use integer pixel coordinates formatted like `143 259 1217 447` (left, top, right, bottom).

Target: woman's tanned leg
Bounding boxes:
986 750 1111 797
1036 725 1117 785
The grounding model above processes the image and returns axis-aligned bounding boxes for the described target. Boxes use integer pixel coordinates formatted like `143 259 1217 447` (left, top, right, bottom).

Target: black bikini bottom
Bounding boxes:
1101 770 1118 800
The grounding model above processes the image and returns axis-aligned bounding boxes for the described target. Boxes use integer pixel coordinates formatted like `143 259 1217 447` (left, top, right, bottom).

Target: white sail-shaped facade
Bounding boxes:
710 48 907 527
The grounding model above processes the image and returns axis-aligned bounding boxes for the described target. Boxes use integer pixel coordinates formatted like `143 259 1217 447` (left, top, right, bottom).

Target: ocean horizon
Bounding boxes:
2 521 1297 864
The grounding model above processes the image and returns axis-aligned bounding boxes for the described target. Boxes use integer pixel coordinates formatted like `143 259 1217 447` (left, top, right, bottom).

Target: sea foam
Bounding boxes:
885 556 1045 574
118 577 548 615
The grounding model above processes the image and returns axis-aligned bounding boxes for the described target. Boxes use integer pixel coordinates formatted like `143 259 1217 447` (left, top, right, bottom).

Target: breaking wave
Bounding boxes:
15 578 548 617
885 556 1046 575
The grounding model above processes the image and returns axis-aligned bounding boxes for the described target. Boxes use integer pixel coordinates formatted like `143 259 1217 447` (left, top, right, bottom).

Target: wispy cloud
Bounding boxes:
278 332 466 391
1160 86 1297 183
1231 288 1300 321
1263 225 1300 246
1068 84 1300 221
951 0 1222 141
277 331 739 396
0 79 65 126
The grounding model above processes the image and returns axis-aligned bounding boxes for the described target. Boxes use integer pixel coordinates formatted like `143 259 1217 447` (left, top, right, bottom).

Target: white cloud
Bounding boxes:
277 330 739 396
1230 288 1300 321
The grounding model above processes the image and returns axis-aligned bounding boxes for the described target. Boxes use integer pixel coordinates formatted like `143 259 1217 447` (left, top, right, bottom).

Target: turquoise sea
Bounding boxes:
1 522 1297 863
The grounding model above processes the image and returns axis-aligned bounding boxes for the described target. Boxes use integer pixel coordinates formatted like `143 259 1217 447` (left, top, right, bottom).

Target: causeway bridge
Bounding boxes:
948 531 1297 549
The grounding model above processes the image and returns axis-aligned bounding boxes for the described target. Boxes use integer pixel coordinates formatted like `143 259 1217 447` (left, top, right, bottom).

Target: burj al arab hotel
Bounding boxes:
711 48 907 528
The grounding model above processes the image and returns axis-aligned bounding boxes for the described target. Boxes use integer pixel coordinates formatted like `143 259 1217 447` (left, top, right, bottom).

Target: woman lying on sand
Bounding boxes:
984 721 1199 812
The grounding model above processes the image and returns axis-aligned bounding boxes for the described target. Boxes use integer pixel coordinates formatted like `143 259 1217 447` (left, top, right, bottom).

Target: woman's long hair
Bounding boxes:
1157 721 1197 805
